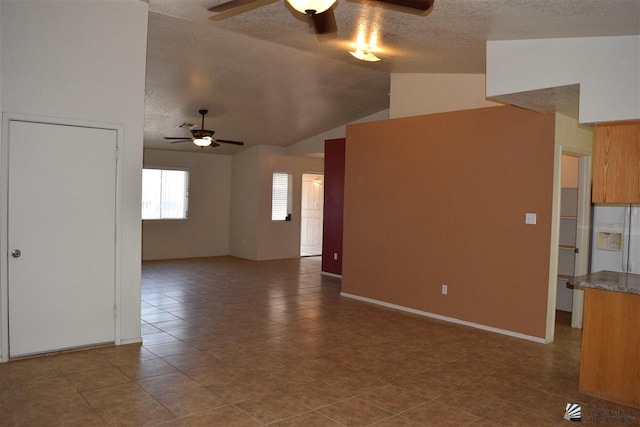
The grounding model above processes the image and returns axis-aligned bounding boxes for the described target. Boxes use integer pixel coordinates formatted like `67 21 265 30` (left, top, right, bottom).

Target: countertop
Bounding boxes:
568 270 640 295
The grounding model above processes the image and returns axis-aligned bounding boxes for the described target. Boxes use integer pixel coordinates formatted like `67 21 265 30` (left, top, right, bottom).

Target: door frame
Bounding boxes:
546 144 592 342
569 154 591 328
0 113 124 362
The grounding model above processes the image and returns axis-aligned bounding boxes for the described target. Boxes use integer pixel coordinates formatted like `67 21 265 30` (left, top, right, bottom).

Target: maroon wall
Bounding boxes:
322 138 345 275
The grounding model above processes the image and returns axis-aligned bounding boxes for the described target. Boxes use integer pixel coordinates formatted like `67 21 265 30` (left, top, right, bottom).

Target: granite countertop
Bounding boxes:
568 271 640 295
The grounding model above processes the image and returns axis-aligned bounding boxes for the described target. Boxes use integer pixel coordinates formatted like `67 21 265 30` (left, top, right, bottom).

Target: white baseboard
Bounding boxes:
321 271 342 279
340 292 547 344
119 337 143 345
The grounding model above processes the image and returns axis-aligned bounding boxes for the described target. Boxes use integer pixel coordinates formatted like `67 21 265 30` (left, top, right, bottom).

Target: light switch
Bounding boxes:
525 213 537 225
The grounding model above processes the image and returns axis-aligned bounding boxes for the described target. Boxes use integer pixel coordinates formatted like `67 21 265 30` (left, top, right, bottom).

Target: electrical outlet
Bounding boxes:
333 252 338 261
442 284 448 295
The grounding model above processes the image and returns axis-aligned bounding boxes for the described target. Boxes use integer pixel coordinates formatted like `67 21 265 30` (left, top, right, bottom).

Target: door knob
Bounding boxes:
11 249 21 258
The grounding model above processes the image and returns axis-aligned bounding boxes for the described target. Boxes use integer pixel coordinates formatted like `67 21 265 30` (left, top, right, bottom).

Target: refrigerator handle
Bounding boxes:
623 206 630 272
630 207 638 273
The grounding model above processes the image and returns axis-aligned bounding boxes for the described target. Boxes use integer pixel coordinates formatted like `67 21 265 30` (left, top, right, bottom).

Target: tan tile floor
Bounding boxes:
1 256 638 426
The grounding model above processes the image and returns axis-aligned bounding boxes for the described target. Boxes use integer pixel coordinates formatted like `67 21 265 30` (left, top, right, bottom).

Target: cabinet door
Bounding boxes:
580 288 640 407
592 121 640 203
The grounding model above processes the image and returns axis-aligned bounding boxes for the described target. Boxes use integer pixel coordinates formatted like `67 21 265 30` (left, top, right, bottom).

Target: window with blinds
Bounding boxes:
272 172 292 221
141 168 189 220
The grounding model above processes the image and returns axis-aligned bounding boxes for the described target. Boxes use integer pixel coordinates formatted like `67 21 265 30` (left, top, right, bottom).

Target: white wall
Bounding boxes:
142 149 231 260
230 146 261 260
0 3 2 118
0 0 148 351
390 74 501 119
230 145 324 260
487 36 640 124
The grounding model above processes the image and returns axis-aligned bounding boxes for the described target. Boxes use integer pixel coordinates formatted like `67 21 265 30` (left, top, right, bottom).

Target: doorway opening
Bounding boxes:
550 150 591 340
300 173 324 256
556 154 580 313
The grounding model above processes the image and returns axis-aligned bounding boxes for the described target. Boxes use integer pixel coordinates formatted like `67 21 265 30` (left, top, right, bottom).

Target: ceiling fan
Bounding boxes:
208 0 433 34
164 110 244 148
208 0 336 33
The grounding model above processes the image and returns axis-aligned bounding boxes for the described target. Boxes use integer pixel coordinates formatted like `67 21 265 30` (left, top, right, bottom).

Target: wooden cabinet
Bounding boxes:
592 121 640 203
580 288 640 407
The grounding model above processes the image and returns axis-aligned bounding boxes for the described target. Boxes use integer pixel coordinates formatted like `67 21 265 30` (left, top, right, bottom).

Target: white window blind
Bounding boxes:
272 172 292 221
142 168 189 220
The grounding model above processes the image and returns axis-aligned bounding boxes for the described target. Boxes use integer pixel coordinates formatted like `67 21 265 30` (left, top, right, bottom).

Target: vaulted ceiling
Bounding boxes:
144 0 640 154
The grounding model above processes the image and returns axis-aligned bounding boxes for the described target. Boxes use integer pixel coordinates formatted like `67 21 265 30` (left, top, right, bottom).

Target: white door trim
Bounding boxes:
570 155 592 328
0 113 124 362
545 143 562 343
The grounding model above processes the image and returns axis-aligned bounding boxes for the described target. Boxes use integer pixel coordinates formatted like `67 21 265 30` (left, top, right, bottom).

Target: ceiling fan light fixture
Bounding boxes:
350 24 381 62
286 0 335 15
193 138 212 147
349 48 381 62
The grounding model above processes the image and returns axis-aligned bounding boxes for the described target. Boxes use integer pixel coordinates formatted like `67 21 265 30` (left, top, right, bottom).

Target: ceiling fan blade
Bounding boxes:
208 0 260 12
165 137 191 140
309 9 337 34
376 0 433 10
208 0 279 20
347 0 434 14
168 139 191 144
216 139 244 146
208 142 221 148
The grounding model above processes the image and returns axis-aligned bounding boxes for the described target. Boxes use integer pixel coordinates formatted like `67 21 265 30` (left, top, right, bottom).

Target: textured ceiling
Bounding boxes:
145 0 640 154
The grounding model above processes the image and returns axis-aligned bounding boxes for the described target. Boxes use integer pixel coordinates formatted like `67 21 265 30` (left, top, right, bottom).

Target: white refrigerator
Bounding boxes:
591 205 640 274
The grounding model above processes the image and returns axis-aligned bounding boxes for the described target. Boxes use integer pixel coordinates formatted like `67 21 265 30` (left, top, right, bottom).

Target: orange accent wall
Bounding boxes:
343 106 555 339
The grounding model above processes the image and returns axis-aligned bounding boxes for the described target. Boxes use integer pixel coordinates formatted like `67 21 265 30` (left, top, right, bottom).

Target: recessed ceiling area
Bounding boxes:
144 0 640 154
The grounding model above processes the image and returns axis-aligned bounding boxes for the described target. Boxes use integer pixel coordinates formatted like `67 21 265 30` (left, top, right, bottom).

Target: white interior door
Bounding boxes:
300 174 323 256
8 120 117 358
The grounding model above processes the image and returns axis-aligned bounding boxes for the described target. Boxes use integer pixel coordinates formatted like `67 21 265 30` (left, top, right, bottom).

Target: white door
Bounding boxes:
300 174 324 256
8 120 117 358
